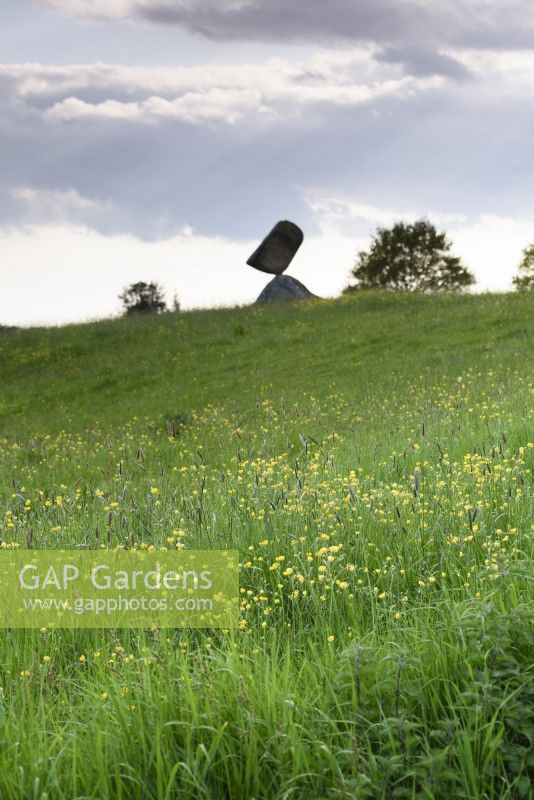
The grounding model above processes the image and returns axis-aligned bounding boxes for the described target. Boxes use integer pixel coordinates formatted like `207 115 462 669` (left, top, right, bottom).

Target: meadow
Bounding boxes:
0 290 532 799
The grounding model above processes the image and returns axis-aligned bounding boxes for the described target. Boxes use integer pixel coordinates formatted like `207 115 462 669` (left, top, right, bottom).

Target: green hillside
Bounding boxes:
0 291 533 799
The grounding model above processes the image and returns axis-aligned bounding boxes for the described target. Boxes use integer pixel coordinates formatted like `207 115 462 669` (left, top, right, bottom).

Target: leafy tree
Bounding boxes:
345 219 475 293
119 281 167 315
512 245 534 291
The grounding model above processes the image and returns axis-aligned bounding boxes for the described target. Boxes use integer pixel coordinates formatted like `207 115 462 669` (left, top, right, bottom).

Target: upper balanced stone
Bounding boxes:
247 220 304 275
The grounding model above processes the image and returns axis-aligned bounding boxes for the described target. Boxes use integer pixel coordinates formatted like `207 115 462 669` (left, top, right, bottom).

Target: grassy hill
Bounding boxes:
0 291 533 799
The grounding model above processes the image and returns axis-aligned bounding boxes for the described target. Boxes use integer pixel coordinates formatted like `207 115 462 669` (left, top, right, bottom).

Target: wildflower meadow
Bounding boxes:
0 291 532 799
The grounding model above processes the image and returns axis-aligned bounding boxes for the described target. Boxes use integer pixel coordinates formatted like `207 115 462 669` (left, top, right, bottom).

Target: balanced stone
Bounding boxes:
255 275 317 304
247 220 304 275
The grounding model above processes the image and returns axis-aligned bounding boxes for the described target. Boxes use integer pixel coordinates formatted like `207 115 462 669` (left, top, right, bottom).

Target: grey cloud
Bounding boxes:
134 0 534 57
33 0 534 80
376 46 471 81
137 0 409 44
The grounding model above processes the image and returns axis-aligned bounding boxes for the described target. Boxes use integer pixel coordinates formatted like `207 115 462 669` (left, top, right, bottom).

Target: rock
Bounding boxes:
255 275 318 304
247 220 304 275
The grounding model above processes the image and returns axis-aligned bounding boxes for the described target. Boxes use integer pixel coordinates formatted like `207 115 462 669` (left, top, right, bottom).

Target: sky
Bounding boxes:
1 0 533 326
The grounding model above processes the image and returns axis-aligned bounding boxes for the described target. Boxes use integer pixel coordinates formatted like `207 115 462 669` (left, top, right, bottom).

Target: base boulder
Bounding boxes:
255 275 318 304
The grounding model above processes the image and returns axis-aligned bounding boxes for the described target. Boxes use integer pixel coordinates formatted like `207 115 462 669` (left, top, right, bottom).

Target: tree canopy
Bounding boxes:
512 245 534 291
119 282 167 315
345 219 475 293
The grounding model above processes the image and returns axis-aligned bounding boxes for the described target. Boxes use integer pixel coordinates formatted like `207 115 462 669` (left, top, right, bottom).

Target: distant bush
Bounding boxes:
119 281 167 315
512 245 534 291
345 219 475 293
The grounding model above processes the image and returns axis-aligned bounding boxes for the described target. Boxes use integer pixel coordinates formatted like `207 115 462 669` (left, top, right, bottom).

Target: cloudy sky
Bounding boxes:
1 0 533 325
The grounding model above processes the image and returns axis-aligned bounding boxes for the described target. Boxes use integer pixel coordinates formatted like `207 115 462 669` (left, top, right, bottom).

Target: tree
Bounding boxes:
512 245 534 291
345 219 475 293
119 281 167 315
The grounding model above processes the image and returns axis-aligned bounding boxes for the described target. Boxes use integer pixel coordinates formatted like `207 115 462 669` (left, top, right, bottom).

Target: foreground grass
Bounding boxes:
0 291 533 799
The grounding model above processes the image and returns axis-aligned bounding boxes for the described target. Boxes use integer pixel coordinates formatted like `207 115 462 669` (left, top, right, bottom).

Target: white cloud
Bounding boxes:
306 194 468 228
2 56 444 126
45 89 271 124
36 0 131 18
8 186 119 229
34 0 256 18
11 185 107 212
5 49 530 132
